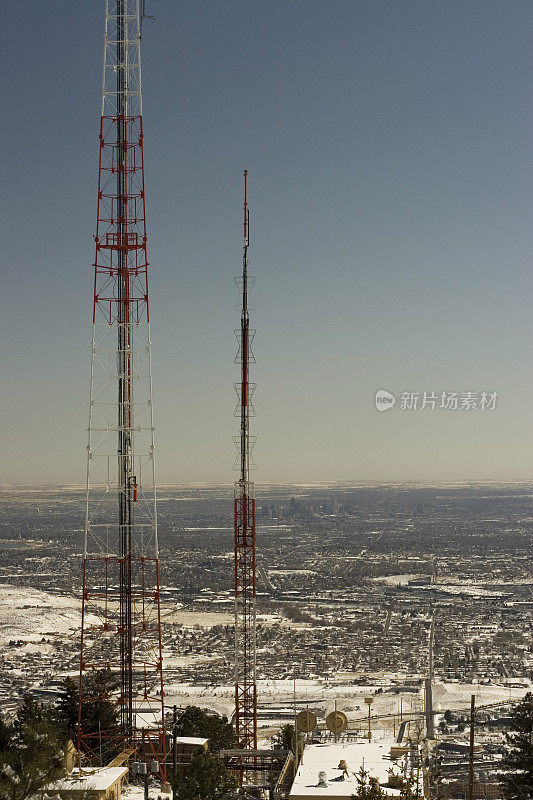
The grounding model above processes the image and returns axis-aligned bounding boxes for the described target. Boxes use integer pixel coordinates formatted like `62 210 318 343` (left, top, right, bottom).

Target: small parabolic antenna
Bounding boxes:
296 709 317 733
326 710 348 734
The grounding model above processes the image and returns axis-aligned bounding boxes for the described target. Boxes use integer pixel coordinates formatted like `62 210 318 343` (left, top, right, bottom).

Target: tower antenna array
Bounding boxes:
78 0 166 773
233 170 258 750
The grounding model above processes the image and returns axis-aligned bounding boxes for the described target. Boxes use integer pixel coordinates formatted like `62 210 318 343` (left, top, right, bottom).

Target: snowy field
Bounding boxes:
371 574 419 586
370 574 528 597
164 676 532 737
432 680 530 710
0 584 98 645
161 609 233 627
160 607 310 630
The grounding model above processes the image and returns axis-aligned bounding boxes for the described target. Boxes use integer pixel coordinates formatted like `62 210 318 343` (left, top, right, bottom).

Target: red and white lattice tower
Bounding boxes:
78 0 166 772
233 170 258 751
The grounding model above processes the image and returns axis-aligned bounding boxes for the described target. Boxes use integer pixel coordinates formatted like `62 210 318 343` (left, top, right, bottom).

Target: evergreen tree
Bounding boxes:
351 765 385 800
80 671 119 734
12 697 55 740
52 678 79 742
399 776 421 800
171 751 237 800
173 707 235 754
0 699 65 800
0 717 12 754
500 692 533 800
271 723 303 755
80 670 120 764
53 670 119 764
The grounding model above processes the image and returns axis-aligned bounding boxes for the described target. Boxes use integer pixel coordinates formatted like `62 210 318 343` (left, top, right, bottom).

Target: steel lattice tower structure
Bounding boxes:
233 171 258 751
78 0 166 772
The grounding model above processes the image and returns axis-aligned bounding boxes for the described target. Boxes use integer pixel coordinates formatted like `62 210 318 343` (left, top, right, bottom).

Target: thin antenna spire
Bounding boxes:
234 170 258 754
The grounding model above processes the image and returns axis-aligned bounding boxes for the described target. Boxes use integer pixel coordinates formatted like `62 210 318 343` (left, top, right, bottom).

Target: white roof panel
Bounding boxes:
55 767 128 792
289 741 404 799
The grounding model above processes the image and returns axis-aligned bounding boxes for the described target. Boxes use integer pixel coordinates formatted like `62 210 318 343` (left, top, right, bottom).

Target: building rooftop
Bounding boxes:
289 740 408 799
54 767 128 793
175 736 208 746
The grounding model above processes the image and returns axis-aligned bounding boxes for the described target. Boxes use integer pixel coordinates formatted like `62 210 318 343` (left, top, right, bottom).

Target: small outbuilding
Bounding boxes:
173 736 209 764
50 766 129 800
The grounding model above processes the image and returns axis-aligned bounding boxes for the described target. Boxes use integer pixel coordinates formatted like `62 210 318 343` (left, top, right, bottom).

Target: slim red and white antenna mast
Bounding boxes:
233 170 258 751
78 0 166 773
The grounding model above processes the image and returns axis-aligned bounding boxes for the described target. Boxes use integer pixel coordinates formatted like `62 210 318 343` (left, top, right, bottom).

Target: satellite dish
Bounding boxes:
326 710 348 734
296 709 317 733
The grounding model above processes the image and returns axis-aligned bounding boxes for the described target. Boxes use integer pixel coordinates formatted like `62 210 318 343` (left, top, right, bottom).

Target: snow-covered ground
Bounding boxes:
371 575 514 597
123 782 170 800
371 574 419 586
432 680 530 710
268 570 317 577
0 584 98 645
160 609 233 627
164 675 532 738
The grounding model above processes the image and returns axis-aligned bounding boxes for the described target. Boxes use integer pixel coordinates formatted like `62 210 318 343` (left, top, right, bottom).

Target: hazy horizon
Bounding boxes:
1 478 532 491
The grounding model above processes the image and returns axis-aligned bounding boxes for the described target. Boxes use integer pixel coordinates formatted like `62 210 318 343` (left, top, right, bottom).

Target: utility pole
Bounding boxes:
233 170 258 752
172 705 178 796
78 0 166 776
365 697 374 742
293 677 298 781
425 613 435 739
468 694 475 800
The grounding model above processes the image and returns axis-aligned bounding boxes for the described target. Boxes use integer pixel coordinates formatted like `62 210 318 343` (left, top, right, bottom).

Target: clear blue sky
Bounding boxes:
1 1 532 484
